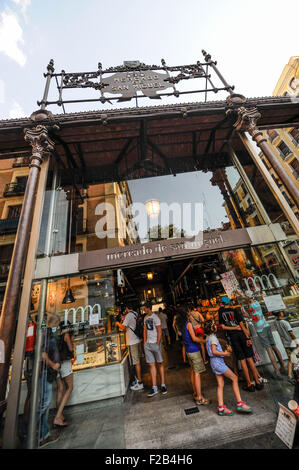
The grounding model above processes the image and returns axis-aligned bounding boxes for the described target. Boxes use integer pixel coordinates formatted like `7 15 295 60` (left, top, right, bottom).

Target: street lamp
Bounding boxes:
145 199 160 218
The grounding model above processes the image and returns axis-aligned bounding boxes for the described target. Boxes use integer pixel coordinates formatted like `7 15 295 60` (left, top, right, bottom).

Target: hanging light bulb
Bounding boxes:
103 280 110 298
62 278 75 304
145 199 160 218
147 272 154 281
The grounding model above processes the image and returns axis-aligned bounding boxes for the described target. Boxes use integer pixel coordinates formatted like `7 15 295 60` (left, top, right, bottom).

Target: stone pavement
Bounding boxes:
13 342 298 450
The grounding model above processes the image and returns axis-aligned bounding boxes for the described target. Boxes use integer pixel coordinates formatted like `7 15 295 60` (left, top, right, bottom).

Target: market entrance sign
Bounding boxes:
78 228 251 271
102 68 174 100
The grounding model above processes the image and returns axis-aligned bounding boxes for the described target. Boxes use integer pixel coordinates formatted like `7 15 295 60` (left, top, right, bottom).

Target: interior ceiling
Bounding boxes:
123 252 221 289
0 96 298 185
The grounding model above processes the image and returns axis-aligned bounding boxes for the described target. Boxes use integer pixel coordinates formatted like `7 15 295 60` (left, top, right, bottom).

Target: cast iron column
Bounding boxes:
226 94 299 209
0 124 54 410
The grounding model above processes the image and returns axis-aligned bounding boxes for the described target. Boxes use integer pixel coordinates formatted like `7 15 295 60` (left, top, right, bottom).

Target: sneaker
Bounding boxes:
258 377 269 384
148 387 159 397
255 382 264 391
130 382 144 391
218 405 233 416
236 401 252 414
161 385 168 395
39 434 60 448
242 384 255 392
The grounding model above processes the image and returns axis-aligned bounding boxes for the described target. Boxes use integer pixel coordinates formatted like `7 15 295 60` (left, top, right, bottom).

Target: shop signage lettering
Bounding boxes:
243 273 280 292
102 70 173 99
64 304 102 326
79 228 252 271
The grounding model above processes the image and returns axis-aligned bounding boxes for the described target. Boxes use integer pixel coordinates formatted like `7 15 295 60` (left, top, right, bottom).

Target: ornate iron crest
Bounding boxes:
37 52 234 112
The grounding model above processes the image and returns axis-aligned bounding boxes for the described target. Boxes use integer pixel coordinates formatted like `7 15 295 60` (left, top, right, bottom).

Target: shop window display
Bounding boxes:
44 271 126 370
220 245 299 322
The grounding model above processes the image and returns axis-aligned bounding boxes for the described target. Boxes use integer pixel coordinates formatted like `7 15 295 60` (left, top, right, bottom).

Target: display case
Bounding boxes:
282 295 299 323
72 329 127 371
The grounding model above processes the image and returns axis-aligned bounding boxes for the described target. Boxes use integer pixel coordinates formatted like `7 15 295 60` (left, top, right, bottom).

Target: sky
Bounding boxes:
0 0 298 119
0 0 298 236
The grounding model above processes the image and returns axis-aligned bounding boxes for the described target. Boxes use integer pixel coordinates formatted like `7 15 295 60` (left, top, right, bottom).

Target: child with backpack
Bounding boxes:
116 304 144 391
204 319 253 416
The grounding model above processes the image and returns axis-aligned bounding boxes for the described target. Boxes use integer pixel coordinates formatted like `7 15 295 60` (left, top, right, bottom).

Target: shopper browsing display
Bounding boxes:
116 304 144 391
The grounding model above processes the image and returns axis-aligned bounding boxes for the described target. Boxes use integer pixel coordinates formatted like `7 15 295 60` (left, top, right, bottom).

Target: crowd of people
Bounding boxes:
116 293 299 418
19 291 299 448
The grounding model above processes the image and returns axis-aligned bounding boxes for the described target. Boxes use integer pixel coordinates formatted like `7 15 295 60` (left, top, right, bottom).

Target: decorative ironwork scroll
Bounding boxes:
37 52 235 112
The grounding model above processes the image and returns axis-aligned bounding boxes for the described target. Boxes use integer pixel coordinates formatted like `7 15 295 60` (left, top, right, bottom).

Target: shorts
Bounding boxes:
186 350 206 374
59 360 73 379
162 328 169 337
230 333 254 361
257 326 275 348
129 343 141 365
210 357 229 375
144 343 163 364
285 347 294 359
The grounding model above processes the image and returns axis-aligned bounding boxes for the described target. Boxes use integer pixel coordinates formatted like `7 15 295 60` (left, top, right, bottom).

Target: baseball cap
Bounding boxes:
221 296 231 305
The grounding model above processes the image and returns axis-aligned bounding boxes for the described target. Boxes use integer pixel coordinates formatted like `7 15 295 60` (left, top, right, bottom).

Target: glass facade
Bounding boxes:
1 115 299 449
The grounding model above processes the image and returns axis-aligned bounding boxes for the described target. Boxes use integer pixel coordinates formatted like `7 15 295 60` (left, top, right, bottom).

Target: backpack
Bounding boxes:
58 333 74 361
129 311 144 340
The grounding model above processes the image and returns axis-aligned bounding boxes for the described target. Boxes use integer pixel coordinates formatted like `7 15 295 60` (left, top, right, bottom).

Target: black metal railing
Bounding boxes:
0 217 19 234
3 182 26 197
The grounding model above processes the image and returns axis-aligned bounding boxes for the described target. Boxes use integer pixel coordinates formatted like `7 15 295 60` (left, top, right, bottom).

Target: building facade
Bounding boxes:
0 57 299 448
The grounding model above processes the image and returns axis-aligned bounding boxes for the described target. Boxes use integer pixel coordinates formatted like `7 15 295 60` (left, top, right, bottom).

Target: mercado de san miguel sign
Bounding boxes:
38 53 234 109
79 228 251 271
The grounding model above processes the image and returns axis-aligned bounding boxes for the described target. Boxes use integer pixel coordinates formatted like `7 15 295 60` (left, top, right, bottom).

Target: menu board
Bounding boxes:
220 271 240 298
275 403 297 449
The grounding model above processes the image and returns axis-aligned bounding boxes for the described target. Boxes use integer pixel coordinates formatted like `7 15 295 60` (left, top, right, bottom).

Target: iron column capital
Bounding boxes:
24 125 55 167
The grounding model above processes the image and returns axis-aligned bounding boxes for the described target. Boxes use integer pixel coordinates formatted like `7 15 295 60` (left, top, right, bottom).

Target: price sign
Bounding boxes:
275 403 297 449
264 295 286 312
220 271 240 298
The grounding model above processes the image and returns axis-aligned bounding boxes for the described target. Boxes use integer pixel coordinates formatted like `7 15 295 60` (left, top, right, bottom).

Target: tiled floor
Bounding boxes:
12 342 299 449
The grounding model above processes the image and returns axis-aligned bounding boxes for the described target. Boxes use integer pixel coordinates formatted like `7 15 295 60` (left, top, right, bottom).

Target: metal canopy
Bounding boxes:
0 95 298 185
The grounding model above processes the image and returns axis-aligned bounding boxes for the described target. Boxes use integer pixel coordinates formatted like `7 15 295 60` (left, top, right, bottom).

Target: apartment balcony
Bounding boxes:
3 182 26 197
0 217 19 235
245 205 256 216
12 156 30 168
267 129 279 143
